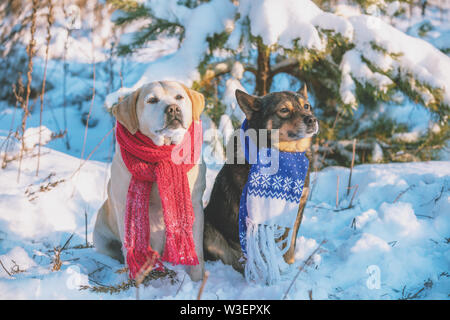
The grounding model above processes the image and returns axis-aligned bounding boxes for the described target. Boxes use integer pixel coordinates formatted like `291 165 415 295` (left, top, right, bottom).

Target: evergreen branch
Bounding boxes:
116 19 184 56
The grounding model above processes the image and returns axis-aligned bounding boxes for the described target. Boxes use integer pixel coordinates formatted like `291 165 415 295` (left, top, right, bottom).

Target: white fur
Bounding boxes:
137 81 193 146
93 81 205 281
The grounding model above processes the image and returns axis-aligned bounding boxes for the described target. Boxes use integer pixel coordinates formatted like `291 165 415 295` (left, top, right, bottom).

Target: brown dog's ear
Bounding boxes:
112 88 141 134
299 84 308 99
235 89 261 119
180 84 205 121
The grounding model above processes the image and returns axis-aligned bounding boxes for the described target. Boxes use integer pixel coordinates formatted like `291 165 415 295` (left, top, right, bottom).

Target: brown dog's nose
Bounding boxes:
304 116 316 125
165 104 181 116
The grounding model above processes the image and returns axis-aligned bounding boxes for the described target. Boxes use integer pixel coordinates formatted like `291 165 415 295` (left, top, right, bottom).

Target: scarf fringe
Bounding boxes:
117 121 201 280
127 247 162 279
244 219 292 285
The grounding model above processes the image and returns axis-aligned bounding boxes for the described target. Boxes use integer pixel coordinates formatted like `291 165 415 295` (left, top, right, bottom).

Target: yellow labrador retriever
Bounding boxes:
94 81 206 281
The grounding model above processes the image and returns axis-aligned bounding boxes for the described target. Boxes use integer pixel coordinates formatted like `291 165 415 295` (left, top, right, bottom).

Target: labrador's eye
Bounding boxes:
147 97 159 104
303 103 310 110
175 94 184 100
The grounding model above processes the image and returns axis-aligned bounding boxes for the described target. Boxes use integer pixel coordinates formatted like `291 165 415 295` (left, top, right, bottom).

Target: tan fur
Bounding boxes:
274 137 311 153
180 83 205 121
112 89 141 135
94 82 206 281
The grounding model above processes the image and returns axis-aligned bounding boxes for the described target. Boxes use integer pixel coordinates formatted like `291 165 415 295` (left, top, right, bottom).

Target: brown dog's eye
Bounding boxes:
279 108 290 114
147 97 159 104
175 94 184 100
304 104 310 110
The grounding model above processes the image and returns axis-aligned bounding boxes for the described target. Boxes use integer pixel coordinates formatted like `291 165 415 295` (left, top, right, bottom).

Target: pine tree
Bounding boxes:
109 0 449 167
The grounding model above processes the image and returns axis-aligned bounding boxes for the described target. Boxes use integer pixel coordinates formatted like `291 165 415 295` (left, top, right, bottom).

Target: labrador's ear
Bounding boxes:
235 89 261 120
180 84 205 121
112 88 141 134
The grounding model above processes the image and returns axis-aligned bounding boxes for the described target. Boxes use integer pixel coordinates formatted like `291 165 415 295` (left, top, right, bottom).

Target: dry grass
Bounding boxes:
0 259 26 276
51 233 74 271
399 279 433 300
17 0 38 183
36 0 54 176
25 172 66 201
80 15 96 160
80 267 177 295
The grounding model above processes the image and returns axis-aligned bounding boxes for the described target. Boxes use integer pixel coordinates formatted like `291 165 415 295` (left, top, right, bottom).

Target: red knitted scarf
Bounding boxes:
116 121 202 279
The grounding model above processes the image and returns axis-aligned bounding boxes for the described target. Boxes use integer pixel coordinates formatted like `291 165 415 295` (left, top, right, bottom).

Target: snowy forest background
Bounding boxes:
0 0 448 299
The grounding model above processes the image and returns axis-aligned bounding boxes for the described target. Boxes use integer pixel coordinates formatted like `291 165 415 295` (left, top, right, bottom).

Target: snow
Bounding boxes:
351 14 450 102
0 0 449 301
0 137 448 299
105 0 236 107
337 9 450 108
22 126 53 151
235 0 353 50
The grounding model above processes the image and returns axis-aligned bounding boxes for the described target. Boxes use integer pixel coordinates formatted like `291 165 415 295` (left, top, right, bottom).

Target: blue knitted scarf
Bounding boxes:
238 119 309 284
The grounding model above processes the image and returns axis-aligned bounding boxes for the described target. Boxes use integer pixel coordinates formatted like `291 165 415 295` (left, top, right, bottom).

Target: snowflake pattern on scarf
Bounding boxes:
238 120 309 255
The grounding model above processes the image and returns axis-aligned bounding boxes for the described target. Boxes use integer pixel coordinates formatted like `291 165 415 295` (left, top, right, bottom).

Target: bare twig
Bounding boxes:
197 271 210 300
350 217 356 230
336 175 340 209
36 0 54 176
81 18 96 160
61 233 74 252
52 233 74 271
17 0 38 182
0 259 12 277
283 240 327 300
319 111 341 168
1 80 21 169
393 184 416 203
346 139 356 196
348 184 359 209
175 274 186 297
135 255 158 300
70 127 114 179
62 0 71 150
84 210 88 247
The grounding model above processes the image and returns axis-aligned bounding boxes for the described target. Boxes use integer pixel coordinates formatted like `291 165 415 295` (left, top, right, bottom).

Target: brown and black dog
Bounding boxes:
203 86 318 273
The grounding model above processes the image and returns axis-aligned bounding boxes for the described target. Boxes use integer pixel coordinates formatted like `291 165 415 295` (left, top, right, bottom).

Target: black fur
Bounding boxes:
203 88 318 273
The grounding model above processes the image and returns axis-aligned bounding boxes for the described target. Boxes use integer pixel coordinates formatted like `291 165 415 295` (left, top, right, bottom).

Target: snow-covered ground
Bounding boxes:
0 139 448 299
0 0 449 300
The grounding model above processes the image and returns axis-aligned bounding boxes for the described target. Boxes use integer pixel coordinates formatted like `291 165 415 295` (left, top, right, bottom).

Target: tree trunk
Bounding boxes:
255 40 271 96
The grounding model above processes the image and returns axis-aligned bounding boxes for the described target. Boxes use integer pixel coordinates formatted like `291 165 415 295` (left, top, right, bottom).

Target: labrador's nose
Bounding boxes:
165 104 181 116
304 116 316 126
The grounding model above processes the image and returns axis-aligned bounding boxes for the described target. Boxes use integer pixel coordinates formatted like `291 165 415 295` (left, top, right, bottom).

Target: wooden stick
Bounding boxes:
80 30 96 160
283 240 326 300
135 255 158 300
0 259 12 277
347 139 356 196
36 0 54 177
175 274 186 297
17 0 38 183
197 271 210 300
85 210 88 247
348 184 359 209
336 175 340 209
70 127 113 179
